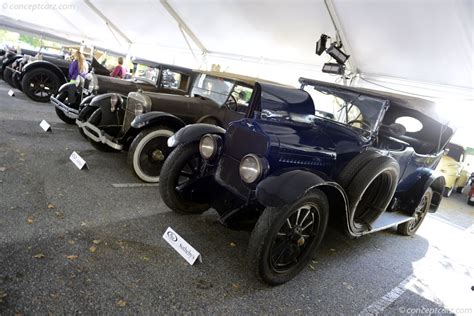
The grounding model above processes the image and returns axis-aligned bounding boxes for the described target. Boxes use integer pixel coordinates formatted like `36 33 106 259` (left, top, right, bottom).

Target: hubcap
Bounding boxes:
151 149 164 161
269 203 320 273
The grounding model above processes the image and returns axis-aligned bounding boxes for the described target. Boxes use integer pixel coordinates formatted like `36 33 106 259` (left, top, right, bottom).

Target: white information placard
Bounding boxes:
69 151 87 170
40 120 51 132
162 227 202 265
8 89 15 97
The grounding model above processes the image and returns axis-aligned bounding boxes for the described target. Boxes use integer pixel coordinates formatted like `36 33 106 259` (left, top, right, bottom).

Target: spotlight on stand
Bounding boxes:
326 43 350 65
315 34 329 56
322 63 345 75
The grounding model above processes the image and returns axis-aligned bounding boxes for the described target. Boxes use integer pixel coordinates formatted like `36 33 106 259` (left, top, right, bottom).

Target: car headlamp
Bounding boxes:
199 134 221 160
88 75 98 93
239 154 267 184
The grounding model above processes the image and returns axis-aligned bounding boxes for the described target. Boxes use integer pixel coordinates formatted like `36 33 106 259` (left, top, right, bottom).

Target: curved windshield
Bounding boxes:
191 74 234 105
133 64 160 83
302 85 386 133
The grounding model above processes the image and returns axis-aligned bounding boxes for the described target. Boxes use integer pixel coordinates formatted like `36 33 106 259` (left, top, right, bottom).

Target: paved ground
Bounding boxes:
0 81 473 315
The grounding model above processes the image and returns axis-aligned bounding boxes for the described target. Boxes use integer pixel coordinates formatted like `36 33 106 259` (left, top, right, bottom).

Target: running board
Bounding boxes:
362 211 414 235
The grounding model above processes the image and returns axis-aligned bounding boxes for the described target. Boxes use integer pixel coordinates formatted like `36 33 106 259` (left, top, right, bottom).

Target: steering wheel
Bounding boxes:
347 119 371 130
225 94 238 111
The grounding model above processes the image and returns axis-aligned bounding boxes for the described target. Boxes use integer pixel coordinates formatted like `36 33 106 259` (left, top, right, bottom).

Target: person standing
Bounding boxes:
68 50 89 82
110 57 126 78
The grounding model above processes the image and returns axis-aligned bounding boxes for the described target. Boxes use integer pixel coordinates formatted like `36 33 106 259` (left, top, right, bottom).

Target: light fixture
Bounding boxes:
322 63 345 75
315 34 329 55
326 43 350 64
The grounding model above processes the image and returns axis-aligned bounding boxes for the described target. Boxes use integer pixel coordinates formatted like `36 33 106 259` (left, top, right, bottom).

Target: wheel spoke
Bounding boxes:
286 218 292 229
299 208 311 226
302 221 314 231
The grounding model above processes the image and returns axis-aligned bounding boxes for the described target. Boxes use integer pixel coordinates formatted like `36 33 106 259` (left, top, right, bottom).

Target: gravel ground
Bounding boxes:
0 81 473 315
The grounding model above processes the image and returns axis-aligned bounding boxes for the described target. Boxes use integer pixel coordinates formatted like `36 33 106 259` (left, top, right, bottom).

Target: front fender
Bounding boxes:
402 168 445 214
256 169 331 207
256 169 354 236
57 82 77 94
89 93 126 109
168 123 226 147
23 60 67 83
131 111 185 131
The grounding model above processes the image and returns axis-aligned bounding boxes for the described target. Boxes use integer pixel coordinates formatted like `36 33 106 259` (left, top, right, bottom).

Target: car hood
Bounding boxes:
97 75 156 94
229 118 368 176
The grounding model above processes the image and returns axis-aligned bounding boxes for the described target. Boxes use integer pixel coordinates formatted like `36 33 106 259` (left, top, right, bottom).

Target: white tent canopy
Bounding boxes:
1 0 472 98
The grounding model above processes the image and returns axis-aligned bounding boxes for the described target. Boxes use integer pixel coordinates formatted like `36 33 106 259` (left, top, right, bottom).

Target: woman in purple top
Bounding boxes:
110 57 126 78
68 51 88 82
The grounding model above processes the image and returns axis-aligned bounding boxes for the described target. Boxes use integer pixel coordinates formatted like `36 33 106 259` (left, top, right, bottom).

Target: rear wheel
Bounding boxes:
12 73 23 91
127 127 174 183
159 142 210 214
443 186 454 198
247 190 329 285
397 188 433 236
22 68 60 102
3 67 14 87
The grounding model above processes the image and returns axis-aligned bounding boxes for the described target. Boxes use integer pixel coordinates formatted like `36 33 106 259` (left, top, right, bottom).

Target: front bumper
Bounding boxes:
51 96 79 119
76 120 123 151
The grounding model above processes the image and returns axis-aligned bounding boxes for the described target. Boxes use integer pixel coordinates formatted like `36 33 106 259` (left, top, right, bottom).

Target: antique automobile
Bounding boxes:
17 53 111 103
80 71 272 183
4 52 64 90
435 143 465 197
51 59 182 124
0 47 37 80
468 179 474 206
159 77 453 285
454 167 471 193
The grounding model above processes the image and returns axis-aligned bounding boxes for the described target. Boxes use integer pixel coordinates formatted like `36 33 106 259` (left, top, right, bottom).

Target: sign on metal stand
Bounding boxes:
40 120 52 132
162 227 202 265
69 151 88 170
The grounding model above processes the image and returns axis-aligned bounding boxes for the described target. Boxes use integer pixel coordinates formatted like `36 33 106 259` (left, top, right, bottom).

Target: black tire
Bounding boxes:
346 155 400 231
468 199 474 206
87 109 120 152
397 188 433 236
337 150 381 189
443 186 454 198
12 73 23 91
159 142 210 214
22 68 60 102
247 190 329 285
127 126 175 183
54 91 76 124
3 67 14 87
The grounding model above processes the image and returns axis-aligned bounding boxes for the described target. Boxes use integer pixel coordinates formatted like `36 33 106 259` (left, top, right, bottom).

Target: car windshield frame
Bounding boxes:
190 73 238 106
132 63 161 85
300 83 388 136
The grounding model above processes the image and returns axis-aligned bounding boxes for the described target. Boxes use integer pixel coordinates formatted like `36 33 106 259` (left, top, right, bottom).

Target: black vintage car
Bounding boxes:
0 47 38 81
159 78 453 285
80 71 277 183
51 59 188 124
14 52 109 103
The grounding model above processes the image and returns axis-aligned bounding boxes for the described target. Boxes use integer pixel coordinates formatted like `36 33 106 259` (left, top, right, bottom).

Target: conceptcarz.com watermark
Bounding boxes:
399 306 473 314
2 2 76 11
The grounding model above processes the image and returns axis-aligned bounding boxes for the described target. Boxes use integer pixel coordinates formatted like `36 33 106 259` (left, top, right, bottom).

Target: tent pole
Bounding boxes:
83 0 132 45
323 0 358 75
159 0 208 55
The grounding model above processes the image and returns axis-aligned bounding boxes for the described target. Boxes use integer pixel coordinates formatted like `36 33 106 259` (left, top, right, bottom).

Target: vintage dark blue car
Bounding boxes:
159 78 453 285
